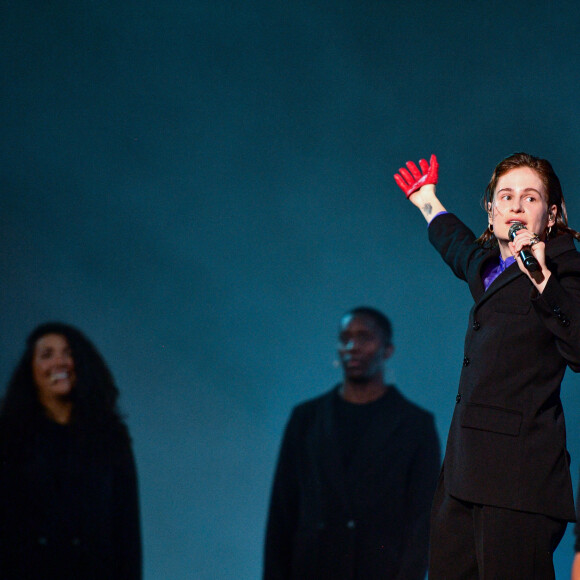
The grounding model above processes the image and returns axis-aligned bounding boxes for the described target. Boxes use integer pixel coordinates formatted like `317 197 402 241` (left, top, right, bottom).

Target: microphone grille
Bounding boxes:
508 221 525 240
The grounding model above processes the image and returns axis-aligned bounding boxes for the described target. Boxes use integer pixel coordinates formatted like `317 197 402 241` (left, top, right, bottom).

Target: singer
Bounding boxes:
394 152 580 579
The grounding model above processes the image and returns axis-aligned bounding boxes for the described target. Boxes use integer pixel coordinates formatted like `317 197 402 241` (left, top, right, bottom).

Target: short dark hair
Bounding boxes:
341 306 393 347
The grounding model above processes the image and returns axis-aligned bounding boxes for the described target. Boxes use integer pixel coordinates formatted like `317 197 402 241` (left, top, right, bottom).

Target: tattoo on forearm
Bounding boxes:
422 203 433 216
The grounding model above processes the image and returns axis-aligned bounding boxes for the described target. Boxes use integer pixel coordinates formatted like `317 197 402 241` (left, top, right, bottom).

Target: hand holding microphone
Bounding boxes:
508 222 540 272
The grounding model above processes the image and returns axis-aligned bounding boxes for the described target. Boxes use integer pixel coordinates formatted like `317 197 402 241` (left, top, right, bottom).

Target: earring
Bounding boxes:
488 224 494 233
547 225 552 236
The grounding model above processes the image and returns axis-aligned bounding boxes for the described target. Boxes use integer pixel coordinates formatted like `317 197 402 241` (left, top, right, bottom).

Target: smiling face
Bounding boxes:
337 314 392 383
32 333 76 407
488 166 557 254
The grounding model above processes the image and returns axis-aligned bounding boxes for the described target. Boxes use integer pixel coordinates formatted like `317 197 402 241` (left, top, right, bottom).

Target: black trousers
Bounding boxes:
429 472 567 579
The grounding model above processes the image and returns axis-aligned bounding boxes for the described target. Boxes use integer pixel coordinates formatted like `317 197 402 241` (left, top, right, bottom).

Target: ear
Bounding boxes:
547 204 557 226
382 344 394 361
487 202 493 224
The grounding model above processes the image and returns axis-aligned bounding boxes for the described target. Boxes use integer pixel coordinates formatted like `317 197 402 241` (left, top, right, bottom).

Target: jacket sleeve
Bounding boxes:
531 258 580 372
428 212 486 283
263 409 302 580
395 413 441 580
113 433 142 580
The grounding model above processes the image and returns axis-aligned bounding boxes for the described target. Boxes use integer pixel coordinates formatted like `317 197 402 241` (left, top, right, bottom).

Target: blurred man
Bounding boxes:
264 306 440 580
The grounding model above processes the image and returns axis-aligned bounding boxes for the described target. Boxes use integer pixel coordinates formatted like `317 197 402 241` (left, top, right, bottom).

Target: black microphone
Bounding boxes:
508 222 540 272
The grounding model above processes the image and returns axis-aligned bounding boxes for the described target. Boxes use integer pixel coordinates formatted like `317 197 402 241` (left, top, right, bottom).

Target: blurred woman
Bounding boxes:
0 322 141 579
394 153 580 579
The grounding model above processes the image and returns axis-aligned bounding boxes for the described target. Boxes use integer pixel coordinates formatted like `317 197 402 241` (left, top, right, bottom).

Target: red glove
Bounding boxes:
394 154 439 198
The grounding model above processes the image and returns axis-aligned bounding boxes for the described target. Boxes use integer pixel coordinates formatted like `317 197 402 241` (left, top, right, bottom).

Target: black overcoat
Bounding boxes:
429 213 580 521
0 417 142 579
264 385 440 580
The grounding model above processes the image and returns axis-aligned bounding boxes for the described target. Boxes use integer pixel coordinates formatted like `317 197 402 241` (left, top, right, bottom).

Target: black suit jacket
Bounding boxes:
429 213 580 521
264 385 440 580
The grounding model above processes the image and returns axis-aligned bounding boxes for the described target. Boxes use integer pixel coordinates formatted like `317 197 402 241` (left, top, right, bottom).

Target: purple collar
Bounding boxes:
482 254 516 291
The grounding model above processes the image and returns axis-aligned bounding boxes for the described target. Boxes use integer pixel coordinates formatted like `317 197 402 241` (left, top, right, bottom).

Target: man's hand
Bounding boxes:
394 154 439 198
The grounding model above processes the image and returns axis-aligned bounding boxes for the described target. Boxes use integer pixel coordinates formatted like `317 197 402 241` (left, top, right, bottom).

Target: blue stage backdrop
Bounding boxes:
1 1 580 577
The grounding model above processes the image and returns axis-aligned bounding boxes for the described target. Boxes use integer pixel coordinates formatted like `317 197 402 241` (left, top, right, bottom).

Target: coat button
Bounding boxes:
456 393 461 403
346 520 356 529
472 321 481 331
463 356 470 366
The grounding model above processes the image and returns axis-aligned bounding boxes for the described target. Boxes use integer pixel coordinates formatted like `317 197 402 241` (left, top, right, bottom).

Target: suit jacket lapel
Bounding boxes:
476 261 524 307
469 234 573 307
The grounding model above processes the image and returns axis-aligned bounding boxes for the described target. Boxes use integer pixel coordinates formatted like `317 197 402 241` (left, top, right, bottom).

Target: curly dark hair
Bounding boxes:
476 152 580 247
0 322 128 457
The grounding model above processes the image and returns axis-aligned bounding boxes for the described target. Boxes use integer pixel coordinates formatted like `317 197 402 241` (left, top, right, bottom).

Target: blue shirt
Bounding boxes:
481 254 516 290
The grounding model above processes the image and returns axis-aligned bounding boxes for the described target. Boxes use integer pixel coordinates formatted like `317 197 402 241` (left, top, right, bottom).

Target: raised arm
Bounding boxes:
393 154 446 223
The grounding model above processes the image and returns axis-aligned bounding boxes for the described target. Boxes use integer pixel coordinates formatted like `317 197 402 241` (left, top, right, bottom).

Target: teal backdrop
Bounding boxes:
1 1 580 577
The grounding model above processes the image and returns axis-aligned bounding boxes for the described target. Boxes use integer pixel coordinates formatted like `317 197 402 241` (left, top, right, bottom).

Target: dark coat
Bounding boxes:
429 213 580 521
0 416 142 579
264 385 440 580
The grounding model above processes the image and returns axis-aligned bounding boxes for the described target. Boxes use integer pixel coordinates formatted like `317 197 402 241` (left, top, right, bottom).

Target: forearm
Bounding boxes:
532 271 580 369
408 184 447 224
428 212 483 283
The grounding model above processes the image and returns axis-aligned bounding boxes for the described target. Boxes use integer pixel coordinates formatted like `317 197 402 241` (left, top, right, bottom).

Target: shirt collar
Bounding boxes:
499 254 516 271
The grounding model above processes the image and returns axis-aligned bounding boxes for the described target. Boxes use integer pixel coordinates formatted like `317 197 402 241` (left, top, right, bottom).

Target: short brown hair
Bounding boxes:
476 152 579 246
